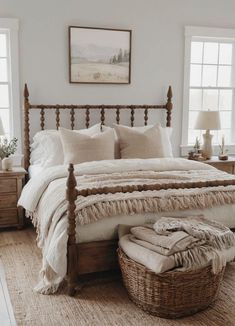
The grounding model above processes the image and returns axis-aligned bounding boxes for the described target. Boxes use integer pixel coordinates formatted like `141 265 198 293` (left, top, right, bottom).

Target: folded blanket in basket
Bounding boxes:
119 216 235 275
130 225 203 256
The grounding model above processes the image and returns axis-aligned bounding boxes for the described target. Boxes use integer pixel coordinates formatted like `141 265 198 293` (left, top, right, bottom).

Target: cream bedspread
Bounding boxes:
18 158 235 294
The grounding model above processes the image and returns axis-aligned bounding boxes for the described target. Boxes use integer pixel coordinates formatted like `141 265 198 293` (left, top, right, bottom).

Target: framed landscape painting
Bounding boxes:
69 26 131 84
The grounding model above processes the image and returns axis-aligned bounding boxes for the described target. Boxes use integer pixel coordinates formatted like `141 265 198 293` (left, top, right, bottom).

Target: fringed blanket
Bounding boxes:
18 158 235 294
126 216 235 274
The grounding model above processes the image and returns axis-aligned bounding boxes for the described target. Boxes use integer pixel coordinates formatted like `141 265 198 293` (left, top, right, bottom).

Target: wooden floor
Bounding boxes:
0 260 16 326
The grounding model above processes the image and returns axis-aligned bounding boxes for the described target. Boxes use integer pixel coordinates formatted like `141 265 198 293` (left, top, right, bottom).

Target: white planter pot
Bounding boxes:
2 157 13 171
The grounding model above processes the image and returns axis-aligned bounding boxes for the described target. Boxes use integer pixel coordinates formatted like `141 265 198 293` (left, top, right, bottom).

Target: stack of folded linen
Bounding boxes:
118 215 235 275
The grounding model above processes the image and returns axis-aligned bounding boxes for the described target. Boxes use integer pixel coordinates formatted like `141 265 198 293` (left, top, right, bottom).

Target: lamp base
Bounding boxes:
202 130 213 159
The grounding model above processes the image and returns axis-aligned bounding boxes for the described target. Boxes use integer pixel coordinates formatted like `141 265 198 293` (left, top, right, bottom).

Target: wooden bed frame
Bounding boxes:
23 84 173 295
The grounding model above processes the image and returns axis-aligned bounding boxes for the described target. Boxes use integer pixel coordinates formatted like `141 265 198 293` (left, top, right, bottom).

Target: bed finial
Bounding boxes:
24 83 30 171
66 163 78 296
166 85 173 127
24 83 29 100
167 85 172 101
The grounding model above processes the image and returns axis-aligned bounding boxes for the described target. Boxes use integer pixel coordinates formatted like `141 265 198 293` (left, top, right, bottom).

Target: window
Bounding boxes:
0 32 10 137
0 19 20 147
182 26 235 155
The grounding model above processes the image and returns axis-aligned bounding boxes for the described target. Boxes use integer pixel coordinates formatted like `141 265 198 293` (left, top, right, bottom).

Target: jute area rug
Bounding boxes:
0 227 235 326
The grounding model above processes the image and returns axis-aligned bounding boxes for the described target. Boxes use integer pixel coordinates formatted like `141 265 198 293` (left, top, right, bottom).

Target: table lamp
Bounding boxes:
194 111 221 159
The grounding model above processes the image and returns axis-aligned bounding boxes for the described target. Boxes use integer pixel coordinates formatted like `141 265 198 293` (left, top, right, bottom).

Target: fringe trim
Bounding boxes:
34 261 63 295
174 245 227 274
76 189 235 226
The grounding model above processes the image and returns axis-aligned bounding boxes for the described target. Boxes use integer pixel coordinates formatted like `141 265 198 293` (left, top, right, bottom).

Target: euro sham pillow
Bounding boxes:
59 127 115 164
30 123 110 167
113 123 173 159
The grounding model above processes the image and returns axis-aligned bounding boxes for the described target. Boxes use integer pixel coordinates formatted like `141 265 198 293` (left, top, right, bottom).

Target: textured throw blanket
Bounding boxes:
128 216 235 274
18 158 235 294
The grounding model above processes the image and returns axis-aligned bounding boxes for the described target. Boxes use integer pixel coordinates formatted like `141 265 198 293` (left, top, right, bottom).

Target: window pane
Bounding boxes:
0 58 8 82
0 85 9 107
0 34 7 57
188 129 201 145
217 66 231 87
188 111 199 129
219 90 233 110
203 42 218 64
219 43 232 64
220 111 231 129
189 89 202 110
202 65 217 87
0 109 9 134
218 129 231 144
191 42 203 64
202 89 218 110
190 64 202 86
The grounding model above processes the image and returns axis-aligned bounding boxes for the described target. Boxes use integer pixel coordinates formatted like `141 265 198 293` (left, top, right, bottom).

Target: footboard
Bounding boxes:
66 162 235 296
66 164 119 296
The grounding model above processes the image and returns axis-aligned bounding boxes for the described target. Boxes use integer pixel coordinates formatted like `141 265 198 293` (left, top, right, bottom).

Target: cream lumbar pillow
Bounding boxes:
114 123 170 159
59 127 115 164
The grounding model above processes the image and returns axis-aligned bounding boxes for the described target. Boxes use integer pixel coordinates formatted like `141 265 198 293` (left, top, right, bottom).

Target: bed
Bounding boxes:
19 84 235 296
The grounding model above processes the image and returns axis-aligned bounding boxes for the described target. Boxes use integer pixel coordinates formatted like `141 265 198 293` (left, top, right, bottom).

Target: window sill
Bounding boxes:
180 144 235 157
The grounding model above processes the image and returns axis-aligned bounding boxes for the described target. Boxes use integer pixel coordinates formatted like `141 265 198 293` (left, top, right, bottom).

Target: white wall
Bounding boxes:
2 0 235 155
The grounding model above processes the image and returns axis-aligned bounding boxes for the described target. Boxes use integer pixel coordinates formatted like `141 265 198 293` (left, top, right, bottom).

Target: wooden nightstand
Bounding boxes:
203 156 235 174
0 167 27 229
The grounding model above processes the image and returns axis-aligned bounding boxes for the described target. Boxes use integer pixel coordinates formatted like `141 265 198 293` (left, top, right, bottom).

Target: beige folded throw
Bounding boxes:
153 215 235 250
128 216 235 274
130 225 202 256
119 234 176 274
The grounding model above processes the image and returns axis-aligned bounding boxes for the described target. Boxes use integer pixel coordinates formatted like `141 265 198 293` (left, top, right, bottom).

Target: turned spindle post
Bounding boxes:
55 106 60 130
66 163 78 296
144 106 148 126
85 106 90 128
130 106 135 127
24 84 30 171
70 107 75 130
116 107 120 124
40 108 45 130
166 85 173 127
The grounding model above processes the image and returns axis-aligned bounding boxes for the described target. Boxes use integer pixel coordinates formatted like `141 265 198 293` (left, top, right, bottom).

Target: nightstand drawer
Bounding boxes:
210 163 234 174
0 194 17 209
0 209 18 226
0 178 17 193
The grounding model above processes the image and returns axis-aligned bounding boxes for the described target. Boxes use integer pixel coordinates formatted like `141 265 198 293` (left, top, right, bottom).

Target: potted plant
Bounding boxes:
0 137 18 170
194 137 201 154
218 135 228 161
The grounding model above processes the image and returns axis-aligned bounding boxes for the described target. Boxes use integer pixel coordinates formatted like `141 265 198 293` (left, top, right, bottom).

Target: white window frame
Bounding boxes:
0 18 21 152
181 26 235 156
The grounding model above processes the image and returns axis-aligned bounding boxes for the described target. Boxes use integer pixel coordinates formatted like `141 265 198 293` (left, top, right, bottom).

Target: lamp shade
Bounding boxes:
194 111 221 130
0 116 5 136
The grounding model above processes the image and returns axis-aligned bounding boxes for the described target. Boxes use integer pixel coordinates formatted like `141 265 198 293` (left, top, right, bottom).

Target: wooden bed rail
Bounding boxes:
23 84 173 171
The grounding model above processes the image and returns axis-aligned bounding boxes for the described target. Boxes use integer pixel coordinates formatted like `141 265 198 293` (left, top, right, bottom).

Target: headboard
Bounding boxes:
23 84 173 170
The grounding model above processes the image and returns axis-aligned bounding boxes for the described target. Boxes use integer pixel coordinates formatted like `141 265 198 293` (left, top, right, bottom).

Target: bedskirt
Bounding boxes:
76 204 235 243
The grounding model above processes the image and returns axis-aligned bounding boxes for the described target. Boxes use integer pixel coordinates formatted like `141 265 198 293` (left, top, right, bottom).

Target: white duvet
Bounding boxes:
18 158 235 293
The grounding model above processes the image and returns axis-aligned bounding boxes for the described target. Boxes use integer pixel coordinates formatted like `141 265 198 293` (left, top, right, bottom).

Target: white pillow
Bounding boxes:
59 127 115 164
114 123 173 159
30 130 63 167
124 124 172 157
30 123 108 167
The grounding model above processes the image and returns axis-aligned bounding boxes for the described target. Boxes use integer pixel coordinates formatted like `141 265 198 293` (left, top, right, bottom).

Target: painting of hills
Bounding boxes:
69 27 131 84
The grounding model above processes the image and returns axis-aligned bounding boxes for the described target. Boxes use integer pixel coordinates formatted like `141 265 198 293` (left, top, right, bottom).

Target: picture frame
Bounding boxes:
69 26 132 84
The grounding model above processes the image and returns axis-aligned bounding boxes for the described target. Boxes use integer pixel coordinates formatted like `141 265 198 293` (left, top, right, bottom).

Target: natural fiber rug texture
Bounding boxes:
0 228 235 326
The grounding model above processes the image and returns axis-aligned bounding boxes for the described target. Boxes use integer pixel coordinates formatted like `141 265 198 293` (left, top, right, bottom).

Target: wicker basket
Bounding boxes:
118 248 225 318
